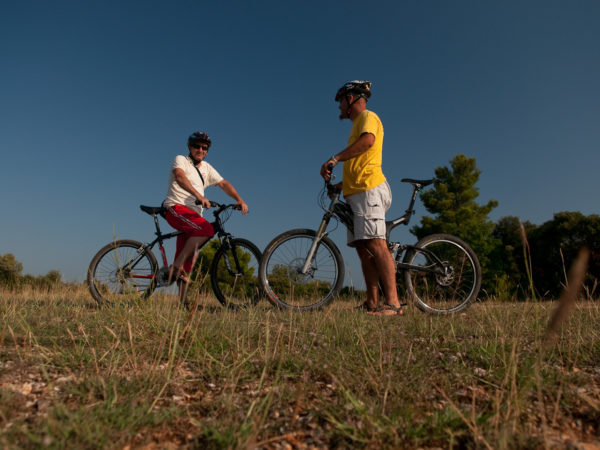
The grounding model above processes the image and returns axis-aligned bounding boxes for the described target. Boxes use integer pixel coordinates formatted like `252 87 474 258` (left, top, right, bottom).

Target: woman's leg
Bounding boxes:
165 205 215 287
170 235 210 281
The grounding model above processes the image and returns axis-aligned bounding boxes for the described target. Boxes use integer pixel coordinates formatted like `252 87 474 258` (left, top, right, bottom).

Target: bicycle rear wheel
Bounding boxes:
402 234 481 315
210 238 262 309
87 240 158 305
259 229 344 310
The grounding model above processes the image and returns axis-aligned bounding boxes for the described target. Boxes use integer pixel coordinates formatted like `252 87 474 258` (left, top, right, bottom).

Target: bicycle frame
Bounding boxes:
300 190 342 275
300 178 447 278
126 203 243 282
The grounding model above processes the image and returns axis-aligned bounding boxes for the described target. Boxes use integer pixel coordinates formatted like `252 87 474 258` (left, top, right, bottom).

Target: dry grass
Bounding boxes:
1 284 599 449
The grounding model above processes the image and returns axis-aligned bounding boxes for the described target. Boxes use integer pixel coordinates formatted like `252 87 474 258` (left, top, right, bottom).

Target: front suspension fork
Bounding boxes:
300 214 332 275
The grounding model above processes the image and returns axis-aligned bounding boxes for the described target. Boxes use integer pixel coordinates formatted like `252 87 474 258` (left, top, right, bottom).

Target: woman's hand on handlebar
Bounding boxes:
195 196 211 209
194 199 248 215
235 200 249 215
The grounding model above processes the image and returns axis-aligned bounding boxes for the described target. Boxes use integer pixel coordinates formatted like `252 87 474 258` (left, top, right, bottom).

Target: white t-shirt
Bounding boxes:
164 155 224 215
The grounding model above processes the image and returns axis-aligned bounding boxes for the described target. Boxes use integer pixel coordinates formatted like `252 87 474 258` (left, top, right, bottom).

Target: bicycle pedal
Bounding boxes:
156 267 172 287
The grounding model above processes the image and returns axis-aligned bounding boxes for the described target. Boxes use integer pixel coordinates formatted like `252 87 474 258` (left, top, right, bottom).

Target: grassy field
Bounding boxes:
1 285 599 449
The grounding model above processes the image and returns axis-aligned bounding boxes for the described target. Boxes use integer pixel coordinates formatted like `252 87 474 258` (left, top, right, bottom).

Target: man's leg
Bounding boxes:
362 238 402 315
345 182 398 314
355 243 380 309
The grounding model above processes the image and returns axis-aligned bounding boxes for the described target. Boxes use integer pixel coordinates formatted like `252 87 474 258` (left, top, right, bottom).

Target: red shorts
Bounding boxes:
165 204 215 273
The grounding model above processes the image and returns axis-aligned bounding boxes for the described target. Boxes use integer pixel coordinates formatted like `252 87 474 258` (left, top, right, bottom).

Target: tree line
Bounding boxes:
0 253 64 290
1 153 597 299
414 154 599 299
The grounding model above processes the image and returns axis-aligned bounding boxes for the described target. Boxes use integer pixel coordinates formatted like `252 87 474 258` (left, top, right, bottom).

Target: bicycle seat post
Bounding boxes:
399 178 435 226
153 213 164 240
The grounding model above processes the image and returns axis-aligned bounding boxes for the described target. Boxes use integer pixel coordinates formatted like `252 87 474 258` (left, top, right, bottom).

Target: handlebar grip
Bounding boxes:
194 199 221 208
325 162 336 184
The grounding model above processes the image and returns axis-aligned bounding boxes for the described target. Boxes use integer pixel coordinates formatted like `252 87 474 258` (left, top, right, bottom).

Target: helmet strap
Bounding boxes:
345 94 361 118
188 152 202 166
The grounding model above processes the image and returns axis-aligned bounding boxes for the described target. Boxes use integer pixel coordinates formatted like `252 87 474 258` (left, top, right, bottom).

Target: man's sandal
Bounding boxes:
356 302 378 313
367 303 405 316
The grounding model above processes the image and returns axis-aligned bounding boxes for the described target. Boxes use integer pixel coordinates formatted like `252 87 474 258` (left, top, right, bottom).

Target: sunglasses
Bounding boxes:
190 143 209 150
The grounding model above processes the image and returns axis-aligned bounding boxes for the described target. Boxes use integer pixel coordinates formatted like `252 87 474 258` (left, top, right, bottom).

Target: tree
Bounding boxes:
266 265 333 300
191 240 258 296
37 270 63 290
411 154 499 285
0 253 65 290
189 240 220 291
487 213 600 299
528 212 600 298
487 216 537 298
0 253 23 286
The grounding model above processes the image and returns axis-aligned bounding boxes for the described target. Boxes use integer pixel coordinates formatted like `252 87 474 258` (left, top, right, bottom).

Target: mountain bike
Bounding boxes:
87 201 262 308
258 176 481 315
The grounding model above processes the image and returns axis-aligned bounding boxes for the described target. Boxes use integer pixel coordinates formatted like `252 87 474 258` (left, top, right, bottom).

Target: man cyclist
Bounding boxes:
164 131 248 302
320 81 403 316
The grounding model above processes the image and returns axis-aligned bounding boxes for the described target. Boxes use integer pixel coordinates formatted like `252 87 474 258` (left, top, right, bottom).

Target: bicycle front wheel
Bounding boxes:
402 234 481 315
87 240 158 305
259 229 344 310
210 238 262 309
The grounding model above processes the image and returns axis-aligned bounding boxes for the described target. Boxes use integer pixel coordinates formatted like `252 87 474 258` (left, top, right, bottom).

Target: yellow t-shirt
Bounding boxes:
342 110 386 196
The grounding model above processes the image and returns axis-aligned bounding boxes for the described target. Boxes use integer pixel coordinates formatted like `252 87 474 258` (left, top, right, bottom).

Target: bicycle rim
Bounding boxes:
210 238 262 309
260 229 344 310
403 234 480 315
87 240 157 305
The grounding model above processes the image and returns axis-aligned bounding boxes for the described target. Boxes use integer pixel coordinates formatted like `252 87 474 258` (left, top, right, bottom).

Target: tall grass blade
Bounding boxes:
519 220 536 301
544 247 590 346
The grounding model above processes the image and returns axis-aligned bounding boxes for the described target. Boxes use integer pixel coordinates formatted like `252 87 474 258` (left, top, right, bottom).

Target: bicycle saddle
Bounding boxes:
401 178 435 187
140 205 166 216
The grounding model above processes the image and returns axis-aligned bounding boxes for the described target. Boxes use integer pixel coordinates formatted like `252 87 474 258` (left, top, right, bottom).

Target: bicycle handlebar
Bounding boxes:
325 163 335 183
194 199 242 211
324 163 342 195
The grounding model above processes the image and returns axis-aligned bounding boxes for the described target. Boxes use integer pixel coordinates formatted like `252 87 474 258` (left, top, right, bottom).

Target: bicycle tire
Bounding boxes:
402 233 481 315
87 239 158 305
259 228 344 310
210 238 262 309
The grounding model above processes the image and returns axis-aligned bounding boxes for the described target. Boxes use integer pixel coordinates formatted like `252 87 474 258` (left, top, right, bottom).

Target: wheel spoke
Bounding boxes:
403 234 480 314
88 241 157 305
260 230 344 310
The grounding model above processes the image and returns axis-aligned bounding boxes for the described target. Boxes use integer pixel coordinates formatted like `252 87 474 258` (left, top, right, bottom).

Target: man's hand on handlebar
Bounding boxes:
320 158 338 181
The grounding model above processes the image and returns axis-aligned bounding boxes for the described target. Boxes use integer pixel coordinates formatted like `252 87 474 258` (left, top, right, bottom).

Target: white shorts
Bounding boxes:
344 181 392 246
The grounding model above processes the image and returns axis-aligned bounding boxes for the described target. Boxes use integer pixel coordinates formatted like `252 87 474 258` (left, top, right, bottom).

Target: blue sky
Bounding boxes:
2 1 599 288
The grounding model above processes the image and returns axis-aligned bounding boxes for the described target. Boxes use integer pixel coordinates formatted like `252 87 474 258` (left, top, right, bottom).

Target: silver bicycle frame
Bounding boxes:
299 177 428 275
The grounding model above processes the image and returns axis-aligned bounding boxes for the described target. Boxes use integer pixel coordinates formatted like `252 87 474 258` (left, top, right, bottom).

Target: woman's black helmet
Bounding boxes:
187 131 211 147
335 80 372 102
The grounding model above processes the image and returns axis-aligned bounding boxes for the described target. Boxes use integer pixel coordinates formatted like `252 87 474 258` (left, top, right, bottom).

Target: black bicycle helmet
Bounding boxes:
335 80 372 102
187 131 211 147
